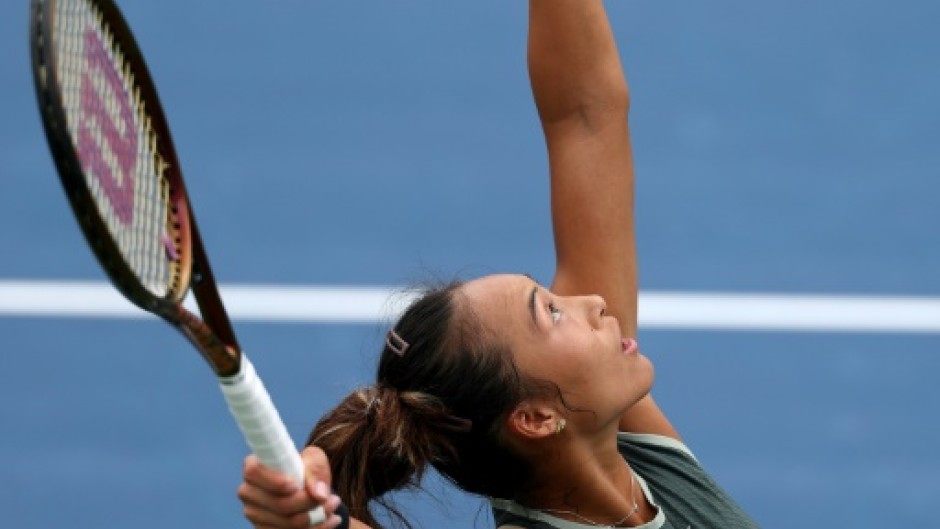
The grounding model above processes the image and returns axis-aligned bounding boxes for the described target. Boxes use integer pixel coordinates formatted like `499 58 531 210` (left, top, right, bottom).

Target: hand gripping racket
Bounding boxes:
29 0 341 525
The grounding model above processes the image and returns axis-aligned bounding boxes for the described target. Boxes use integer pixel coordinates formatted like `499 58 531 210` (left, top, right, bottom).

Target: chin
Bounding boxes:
630 355 656 401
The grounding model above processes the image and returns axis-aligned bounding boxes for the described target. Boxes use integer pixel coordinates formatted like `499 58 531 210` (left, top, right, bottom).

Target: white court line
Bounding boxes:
0 279 939 333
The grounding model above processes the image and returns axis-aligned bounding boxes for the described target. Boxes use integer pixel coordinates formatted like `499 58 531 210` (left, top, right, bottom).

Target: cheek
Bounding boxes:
566 331 609 368
551 336 607 388
512 330 607 390
513 346 579 392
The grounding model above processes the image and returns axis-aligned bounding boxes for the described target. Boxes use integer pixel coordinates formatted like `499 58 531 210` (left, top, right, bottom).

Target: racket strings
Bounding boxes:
53 0 183 298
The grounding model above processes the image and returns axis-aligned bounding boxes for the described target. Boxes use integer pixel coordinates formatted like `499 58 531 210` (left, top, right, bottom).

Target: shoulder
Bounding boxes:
618 432 762 529
617 431 697 461
617 431 702 481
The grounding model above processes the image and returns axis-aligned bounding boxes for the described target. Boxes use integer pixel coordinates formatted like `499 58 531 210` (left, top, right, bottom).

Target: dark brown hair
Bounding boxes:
306 281 552 528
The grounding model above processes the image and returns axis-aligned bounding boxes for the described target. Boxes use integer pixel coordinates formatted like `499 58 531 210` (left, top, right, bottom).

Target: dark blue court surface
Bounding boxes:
1 2 938 529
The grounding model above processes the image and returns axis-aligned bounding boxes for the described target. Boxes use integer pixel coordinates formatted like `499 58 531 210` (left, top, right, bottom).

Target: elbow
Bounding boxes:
597 72 631 114
579 82 631 128
558 92 630 134
538 75 630 131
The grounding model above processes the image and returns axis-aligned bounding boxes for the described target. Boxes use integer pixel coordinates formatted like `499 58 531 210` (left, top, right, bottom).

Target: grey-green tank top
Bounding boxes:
490 432 760 529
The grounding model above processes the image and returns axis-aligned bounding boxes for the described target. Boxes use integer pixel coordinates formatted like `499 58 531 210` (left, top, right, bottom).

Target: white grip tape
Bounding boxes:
219 357 327 525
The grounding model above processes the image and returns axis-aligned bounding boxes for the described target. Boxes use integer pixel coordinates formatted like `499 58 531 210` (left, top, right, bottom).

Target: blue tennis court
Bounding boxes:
1 2 938 528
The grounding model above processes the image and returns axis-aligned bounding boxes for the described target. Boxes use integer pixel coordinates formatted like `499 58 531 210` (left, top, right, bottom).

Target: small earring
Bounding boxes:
555 418 566 434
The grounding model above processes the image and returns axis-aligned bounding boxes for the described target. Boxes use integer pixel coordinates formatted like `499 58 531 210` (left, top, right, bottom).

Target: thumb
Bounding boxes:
301 445 333 499
301 446 350 529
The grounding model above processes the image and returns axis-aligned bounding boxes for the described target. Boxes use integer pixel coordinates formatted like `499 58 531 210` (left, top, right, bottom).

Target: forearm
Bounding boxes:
527 0 629 127
531 0 637 334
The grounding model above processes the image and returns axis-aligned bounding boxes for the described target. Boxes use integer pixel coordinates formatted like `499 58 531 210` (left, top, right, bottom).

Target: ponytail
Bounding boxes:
307 385 471 529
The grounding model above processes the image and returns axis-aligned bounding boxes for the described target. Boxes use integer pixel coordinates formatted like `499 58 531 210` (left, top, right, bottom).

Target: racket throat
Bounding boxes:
173 306 241 376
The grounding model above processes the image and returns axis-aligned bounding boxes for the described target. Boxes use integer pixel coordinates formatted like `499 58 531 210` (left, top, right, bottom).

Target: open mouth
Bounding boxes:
621 338 638 355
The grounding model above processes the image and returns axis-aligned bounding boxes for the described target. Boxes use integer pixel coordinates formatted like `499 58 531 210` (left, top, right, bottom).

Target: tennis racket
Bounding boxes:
29 0 340 525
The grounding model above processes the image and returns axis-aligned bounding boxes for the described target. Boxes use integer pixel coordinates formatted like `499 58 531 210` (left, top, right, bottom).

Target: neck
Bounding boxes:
515 432 642 526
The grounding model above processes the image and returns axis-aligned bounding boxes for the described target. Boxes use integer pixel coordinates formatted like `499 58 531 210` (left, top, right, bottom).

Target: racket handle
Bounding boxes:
219 357 331 526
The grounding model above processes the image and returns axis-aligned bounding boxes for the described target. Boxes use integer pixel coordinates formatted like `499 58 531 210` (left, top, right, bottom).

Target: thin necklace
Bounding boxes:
538 471 640 528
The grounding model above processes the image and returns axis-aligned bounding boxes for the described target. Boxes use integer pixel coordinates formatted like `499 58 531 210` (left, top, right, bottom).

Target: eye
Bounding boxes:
548 302 562 324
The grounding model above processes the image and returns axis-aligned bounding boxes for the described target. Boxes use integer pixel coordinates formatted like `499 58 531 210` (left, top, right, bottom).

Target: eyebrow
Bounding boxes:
521 273 542 330
528 285 539 329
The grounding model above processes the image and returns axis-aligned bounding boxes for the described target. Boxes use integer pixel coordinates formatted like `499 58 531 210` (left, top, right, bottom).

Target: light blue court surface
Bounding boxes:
1 2 939 528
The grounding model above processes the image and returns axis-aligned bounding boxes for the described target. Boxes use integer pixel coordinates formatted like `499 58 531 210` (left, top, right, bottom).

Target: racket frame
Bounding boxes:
30 0 240 376
29 3 333 523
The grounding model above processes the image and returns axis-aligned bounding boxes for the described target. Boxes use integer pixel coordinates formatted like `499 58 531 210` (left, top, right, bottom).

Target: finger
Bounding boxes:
245 508 328 529
244 454 299 495
317 514 343 529
242 502 294 528
323 493 342 514
305 479 332 503
238 482 320 517
299 446 344 528
301 446 333 486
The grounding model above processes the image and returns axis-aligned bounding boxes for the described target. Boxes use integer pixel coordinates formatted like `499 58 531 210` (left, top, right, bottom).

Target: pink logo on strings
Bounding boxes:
77 27 137 225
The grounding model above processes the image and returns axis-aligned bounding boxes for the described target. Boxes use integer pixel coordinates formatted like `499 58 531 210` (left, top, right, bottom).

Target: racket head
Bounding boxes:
30 0 192 314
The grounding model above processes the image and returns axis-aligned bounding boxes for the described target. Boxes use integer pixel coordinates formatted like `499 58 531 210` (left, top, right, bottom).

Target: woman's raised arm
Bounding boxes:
529 0 677 438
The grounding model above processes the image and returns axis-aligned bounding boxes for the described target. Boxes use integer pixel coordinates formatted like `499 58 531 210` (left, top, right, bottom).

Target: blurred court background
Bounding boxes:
1 1 938 528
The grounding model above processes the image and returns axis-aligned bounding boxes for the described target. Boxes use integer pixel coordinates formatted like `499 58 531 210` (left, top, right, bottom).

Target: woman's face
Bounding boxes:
459 274 653 434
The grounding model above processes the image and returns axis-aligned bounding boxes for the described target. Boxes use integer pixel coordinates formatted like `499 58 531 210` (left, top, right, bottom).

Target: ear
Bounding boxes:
506 401 563 440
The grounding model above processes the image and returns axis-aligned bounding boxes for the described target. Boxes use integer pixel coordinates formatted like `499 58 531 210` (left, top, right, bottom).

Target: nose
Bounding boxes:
579 294 607 328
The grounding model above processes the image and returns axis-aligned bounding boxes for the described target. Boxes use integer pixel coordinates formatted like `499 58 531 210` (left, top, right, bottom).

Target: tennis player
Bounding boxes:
237 1 760 528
